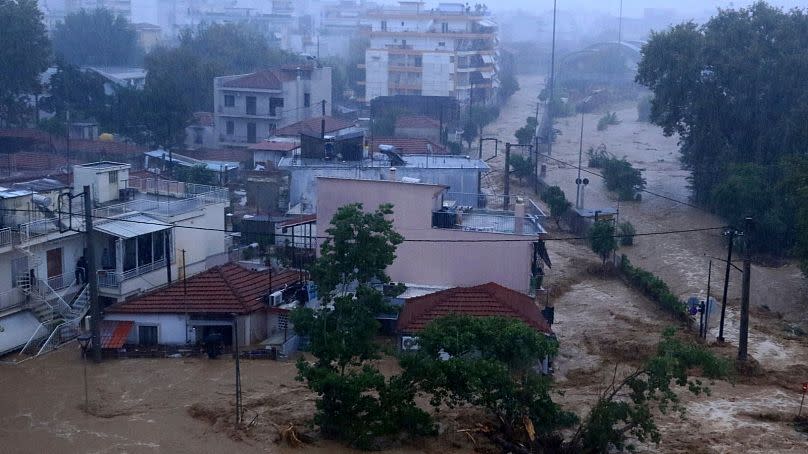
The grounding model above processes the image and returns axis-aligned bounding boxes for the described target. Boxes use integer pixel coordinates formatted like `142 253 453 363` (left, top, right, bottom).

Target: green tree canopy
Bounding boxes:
542 185 571 229
0 0 50 127
40 61 110 127
590 220 617 266
53 8 140 66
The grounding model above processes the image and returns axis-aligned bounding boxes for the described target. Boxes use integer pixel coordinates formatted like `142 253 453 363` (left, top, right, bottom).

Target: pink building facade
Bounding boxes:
316 177 546 294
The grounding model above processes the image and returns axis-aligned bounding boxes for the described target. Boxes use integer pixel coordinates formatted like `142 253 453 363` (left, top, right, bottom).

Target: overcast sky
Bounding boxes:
488 0 804 17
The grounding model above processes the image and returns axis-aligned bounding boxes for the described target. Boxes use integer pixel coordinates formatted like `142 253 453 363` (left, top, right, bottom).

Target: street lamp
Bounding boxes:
77 333 91 411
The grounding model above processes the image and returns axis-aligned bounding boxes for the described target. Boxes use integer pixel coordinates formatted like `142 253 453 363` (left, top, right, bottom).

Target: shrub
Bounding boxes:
586 144 613 168
602 157 646 201
619 255 688 321
447 141 462 155
542 185 572 228
618 221 636 246
597 111 620 131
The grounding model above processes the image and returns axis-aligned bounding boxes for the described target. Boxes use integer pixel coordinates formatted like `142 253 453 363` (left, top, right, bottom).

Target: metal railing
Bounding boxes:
46 272 75 291
97 257 169 288
0 227 11 247
432 209 544 235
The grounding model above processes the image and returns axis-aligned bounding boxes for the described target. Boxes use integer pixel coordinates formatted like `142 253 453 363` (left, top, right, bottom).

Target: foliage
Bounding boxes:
568 327 732 452
542 185 571 229
596 111 620 131
462 105 500 149
39 61 111 126
447 141 462 155
602 157 646 201
0 0 50 127
586 144 614 168
619 255 688 320
498 68 520 101
52 8 140 67
636 2 808 260
370 107 406 136
174 164 217 185
400 315 576 441
637 94 653 122
292 204 431 448
515 125 534 145
782 157 808 274
618 221 636 246
589 220 617 266
509 154 533 183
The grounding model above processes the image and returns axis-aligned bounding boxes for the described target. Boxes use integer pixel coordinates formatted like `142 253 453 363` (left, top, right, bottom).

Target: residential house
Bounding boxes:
316 177 549 294
185 112 217 150
394 115 442 142
362 1 499 105
368 137 448 155
104 263 303 348
133 23 162 52
249 139 300 170
213 65 332 147
273 116 360 139
85 67 147 94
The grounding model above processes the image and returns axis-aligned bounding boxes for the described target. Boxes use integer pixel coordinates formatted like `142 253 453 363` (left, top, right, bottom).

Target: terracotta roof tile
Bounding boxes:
100 320 134 348
275 116 355 137
397 282 551 333
368 137 448 155
106 264 302 315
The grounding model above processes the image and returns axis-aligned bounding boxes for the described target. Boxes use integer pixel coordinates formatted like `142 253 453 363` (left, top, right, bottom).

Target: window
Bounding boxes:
11 256 27 288
137 234 153 267
438 41 445 47
224 94 235 107
270 97 284 116
441 22 449 33
109 170 118 183
123 238 137 271
138 325 158 346
194 128 203 144
153 230 167 262
381 20 387 31
247 122 257 143
226 120 234 135
304 93 311 108
246 96 256 115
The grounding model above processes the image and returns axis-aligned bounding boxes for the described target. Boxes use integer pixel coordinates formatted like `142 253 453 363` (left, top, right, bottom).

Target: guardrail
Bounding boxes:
0 287 25 312
97 258 169 289
0 228 11 248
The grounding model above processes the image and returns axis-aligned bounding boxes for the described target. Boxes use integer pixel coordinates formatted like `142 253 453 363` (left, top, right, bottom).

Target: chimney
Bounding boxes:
389 167 397 181
514 197 525 234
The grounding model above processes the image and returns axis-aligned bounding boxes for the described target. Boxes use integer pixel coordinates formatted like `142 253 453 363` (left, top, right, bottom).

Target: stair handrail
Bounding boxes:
17 322 52 357
36 286 91 357
34 278 72 317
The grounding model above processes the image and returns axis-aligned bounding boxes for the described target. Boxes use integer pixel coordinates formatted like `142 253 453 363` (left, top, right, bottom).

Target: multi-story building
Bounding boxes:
0 162 230 357
213 65 332 147
361 1 498 105
65 0 132 19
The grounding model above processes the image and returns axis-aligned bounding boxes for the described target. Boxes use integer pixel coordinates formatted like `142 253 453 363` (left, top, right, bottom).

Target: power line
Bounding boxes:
0 207 726 243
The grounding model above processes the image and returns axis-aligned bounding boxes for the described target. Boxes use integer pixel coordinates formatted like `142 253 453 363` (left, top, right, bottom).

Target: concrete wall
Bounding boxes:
422 52 454 96
365 49 389 100
316 178 534 293
170 203 227 276
105 313 189 345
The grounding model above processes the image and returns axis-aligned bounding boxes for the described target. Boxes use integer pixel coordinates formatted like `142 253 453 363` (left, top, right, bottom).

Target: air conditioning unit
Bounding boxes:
400 336 419 351
268 290 283 307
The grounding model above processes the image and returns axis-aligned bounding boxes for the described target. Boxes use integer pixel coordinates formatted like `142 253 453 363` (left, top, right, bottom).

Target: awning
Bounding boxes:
95 214 171 239
481 55 495 64
481 71 494 79
100 320 134 349
476 19 496 28
0 310 41 355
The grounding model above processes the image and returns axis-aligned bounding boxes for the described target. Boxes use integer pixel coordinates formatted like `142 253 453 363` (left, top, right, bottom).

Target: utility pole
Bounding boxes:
82 186 101 363
233 314 242 425
575 110 585 209
164 230 172 284
618 0 623 45
504 142 511 209
738 217 753 361
703 259 712 339
546 0 557 157
717 227 737 343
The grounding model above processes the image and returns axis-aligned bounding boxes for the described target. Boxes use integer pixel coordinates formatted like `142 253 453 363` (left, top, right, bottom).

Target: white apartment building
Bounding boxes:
65 0 132 19
213 65 332 147
0 163 230 357
362 1 499 105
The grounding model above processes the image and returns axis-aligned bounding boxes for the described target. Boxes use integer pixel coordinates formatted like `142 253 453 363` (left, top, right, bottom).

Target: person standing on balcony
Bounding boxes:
75 256 87 285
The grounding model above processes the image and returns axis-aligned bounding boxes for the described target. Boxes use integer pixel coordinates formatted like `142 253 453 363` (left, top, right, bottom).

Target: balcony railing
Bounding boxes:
46 272 75 291
0 228 11 248
98 257 169 289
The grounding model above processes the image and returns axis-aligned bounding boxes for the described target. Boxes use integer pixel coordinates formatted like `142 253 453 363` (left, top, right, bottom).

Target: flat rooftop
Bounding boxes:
279 154 488 170
76 161 128 169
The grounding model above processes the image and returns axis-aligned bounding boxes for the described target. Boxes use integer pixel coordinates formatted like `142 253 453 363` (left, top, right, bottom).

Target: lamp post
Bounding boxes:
77 333 91 411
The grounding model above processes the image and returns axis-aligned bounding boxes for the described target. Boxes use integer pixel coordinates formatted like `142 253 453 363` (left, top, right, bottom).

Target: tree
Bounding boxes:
567 327 731 452
462 105 500 150
0 0 50 127
542 186 571 229
783 157 808 274
601 157 646 201
292 204 433 448
590 220 617 266
515 125 534 145
636 3 808 260
400 316 576 443
39 61 111 130
618 221 636 246
509 154 533 183
175 164 216 185
52 8 140 67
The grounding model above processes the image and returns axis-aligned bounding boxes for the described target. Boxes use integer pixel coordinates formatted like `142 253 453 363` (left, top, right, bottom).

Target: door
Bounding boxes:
247 122 257 143
138 325 158 346
46 248 63 280
246 96 256 115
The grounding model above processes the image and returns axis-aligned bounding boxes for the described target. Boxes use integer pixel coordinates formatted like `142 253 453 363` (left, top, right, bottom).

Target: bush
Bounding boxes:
602 157 646 201
586 144 613 168
619 255 688 321
637 94 653 122
509 154 533 183
590 220 617 266
542 185 571 228
596 111 620 131
618 221 636 246
447 141 462 155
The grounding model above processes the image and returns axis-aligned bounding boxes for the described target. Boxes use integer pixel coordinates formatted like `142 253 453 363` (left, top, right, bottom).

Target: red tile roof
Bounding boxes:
368 137 448 155
248 140 301 152
100 320 134 349
192 112 214 127
106 264 302 315
222 70 283 90
397 283 551 333
395 115 441 129
275 116 355 137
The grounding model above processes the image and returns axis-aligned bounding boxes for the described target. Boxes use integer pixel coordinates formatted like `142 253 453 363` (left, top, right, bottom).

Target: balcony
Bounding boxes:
0 287 25 313
97 258 170 289
431 193 547 236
